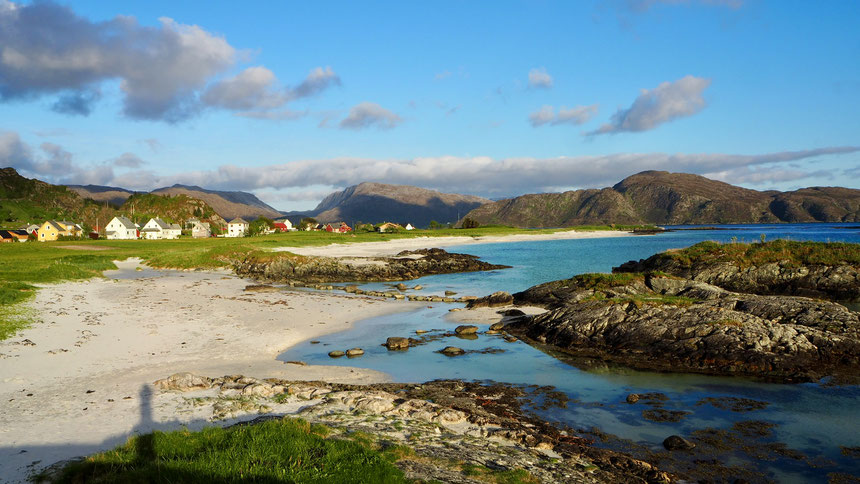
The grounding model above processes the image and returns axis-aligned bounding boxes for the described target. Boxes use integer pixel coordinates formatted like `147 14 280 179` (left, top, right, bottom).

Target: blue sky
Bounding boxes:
1 0 858 210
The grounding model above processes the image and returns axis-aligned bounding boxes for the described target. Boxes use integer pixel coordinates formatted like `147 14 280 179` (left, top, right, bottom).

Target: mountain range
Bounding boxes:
68 184 282 221
463 171 860 227
5 167 860 231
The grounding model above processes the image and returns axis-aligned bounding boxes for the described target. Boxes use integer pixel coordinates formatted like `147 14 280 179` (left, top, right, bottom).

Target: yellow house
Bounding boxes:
37 220 82 242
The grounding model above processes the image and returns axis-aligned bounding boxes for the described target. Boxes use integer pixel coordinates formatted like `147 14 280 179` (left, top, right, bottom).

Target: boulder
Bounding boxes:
467 291 513 309
153 372 212 392
499 308 526 317
385 337 410 350
440 346 465 356
455 325 479 335
489 322 505 331
626 393 640 404
663 435 696 451
328 350 345 358
346 348 365 357
395 283 408 291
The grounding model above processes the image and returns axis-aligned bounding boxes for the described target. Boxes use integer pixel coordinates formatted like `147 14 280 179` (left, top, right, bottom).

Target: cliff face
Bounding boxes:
150 185 282 221
311 182 490 227
464 171 860 227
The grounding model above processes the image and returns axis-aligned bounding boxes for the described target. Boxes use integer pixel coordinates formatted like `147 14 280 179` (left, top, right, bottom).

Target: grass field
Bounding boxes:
46 417 409 483
0 225 642 339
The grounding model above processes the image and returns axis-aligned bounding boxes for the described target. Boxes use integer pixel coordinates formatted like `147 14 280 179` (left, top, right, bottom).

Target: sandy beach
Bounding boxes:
277 229 634 258
0 259 418 483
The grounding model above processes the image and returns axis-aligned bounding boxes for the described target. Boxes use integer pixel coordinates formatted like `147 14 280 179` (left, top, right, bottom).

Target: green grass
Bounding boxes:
665 239 860 268
459 463 539 483
47 417 407 483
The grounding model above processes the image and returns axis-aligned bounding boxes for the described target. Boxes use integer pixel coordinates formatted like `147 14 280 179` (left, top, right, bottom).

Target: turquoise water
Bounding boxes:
280 224 860 482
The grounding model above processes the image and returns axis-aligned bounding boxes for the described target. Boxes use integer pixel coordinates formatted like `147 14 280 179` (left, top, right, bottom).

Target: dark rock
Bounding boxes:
505 272 860 383
489 322 505 331
467 291 514 309
626 393 640 404
642 409 690 423
233 248 510 285
663 435 696 451
499 308 526 317
455 325 478 335
440 346 465 356
385 337 410 350
395 283 408 291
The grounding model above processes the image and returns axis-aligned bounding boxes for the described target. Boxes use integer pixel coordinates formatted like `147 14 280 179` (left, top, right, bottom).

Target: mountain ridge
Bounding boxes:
463 171 860 227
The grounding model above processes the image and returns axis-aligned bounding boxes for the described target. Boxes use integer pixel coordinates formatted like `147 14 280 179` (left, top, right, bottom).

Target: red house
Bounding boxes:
273 222 289 232
324 222 352 233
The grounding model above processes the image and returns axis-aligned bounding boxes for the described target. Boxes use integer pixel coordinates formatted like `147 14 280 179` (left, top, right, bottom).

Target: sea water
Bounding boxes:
279 223 860 482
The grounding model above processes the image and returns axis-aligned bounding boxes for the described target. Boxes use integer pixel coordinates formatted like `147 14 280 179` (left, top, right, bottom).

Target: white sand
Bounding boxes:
0 259 418 482
277 229 634 258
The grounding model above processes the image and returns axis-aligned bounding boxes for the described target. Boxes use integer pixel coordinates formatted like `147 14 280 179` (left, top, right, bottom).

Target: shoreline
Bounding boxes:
0 260 420 483
276 229 634 258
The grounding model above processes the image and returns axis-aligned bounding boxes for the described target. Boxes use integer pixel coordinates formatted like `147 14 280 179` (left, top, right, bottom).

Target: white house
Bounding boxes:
187 218 211 238
405 223 415 231
226 217 249 237
105 216 138 240
141 218 181 240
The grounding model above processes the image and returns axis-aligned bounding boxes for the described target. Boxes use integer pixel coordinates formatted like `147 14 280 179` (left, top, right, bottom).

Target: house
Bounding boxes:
141 218 181 240
23 224 40 235
405 224 415 231
324 222 352 233
0 229 29 242
273 219 294 231
187 218 211 238
36 220 83 242
376 222 403 233
105 216 139 240
226 218 249 237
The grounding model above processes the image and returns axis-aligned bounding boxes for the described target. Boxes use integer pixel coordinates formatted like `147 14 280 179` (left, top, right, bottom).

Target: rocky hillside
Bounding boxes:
310 182 491 227
119 193 226 227
0 167 224 231
464 171 860 227
151 184 282 221
0 167 114 229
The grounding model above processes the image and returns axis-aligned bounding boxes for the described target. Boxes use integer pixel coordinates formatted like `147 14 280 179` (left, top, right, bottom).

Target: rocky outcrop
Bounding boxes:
466 291 514 308
507 273 860 382
233 248 510 284
614 240 860 302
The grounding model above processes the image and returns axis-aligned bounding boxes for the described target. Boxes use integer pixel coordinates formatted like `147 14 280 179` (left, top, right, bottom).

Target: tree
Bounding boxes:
300 217 318 230
428 220 443 230
249 217 274 236
460 218 480 229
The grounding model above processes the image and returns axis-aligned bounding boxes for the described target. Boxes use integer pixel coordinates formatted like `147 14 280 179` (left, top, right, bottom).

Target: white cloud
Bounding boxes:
529 104 599 127
528 68 553 89
339 102 403 130
112 152 146 168
3 129 856 202
589 75 710 135
0 2 338 123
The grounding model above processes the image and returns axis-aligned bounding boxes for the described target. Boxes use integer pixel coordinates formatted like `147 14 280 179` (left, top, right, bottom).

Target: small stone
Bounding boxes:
449 308 462 312
310 340 320 344
455 325 479 335
385 337 410 350
503 335 518 343
440 346 465 356
285 360 307 366
445 290 457 296
626 393 640 404
663 435 696 451
415 330 429 334
413 285 423 290
498 308 526 317
395 283 408 291
328 350 345 358
489 322 505 331
346 348 364 357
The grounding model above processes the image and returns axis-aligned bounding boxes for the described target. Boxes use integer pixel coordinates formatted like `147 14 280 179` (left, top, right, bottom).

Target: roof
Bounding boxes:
228 218 248 225
273 223 288 229
111 216 137 229
168 223 181 230
147 217 170 230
